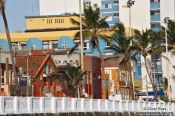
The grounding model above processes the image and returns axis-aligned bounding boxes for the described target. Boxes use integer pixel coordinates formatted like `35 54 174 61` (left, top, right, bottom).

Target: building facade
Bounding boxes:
101 0 119 27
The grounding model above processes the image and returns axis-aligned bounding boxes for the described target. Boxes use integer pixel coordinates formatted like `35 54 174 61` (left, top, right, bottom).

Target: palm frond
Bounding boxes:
68 41 80 55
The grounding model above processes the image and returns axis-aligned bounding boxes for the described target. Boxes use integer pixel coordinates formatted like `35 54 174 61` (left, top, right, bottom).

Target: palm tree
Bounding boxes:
56 64 86 97
166 19 175 47
107 23 136 99
133 29 164 99
70 5 110 98
0 0 17 94
149 31 165 91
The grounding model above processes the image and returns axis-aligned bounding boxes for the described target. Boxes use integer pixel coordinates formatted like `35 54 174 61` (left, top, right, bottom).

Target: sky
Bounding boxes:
0 0 102 33
0 0 39 32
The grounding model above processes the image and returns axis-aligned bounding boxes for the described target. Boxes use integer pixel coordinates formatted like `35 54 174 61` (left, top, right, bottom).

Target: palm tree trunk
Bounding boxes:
95 40 107 99
2 11 17 95
143 57 157 99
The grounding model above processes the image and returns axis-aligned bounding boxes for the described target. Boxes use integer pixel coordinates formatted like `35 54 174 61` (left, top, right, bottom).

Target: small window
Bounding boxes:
105 41 110 48
94 4 98 8
105 4 108 8
83 42 89 50
113 0 119 5
0 45 3 51
113 13 119 18
62 42 67 48
47 19 52 24
32 44 37 49
1 76 4 84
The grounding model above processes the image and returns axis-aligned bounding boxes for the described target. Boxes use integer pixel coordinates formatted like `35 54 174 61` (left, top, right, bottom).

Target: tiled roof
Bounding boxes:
15 55 47 77
104 56 119 67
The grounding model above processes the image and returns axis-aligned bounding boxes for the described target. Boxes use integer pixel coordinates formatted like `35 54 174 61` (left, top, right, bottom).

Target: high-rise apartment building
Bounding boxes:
101 0 119 27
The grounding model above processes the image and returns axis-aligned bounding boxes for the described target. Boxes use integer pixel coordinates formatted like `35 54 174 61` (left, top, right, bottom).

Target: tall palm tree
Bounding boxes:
0 0 17 93
149 31 165 91
166 19 175 47
107 23 136 99
133 29 163 99
70 5 110 98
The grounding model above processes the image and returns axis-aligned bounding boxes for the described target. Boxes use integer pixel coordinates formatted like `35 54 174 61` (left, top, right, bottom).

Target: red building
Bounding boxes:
16 54 58 96
15 50 102 98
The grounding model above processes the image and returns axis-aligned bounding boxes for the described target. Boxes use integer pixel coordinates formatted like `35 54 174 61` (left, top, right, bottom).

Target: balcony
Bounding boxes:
150 2 160 10
151 14 160 22
101 6 119 13
106 18 119 26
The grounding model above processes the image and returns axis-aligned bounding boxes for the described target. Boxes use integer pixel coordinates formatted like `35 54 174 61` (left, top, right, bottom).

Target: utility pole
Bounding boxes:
79 0 84 98
26 56 29 96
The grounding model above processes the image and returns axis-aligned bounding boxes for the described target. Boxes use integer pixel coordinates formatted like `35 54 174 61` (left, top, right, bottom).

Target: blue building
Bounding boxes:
150 0 160 32
101 0 119 27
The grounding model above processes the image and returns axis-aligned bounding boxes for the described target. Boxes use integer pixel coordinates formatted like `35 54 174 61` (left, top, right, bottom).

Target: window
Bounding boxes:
105 4 108 8
43 41 49 49
151 10 160 15
84 42 89 50
94 4 98 8
62 42 67 48
32 44 37 49
61 19 64 23
151 23 160 28
12 43 18 50
113 0 119 5
150 0 160 3
0 45 3 51
85 1 91 5
52 41 58 49
21 43 26 50
105 41 110 48
55 19 59 23
47 19 52 24
113 13 119 18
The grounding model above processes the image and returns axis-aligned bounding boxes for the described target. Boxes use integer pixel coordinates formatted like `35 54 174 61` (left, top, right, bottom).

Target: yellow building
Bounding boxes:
0 15 133 51
104 57 133 100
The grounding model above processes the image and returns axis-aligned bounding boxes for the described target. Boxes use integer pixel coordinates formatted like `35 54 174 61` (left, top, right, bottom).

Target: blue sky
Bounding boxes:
0 0 39 32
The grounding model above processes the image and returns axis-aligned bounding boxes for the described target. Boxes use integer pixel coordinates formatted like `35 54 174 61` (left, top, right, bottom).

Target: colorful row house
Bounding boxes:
104 57 133 100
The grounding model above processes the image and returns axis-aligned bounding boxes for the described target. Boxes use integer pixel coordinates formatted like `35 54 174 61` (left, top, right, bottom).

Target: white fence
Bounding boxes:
0 96 174 114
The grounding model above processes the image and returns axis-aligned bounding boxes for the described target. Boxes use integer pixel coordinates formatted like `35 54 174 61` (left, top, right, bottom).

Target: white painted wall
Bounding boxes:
119 0 150 31
39 0 101 15
39 0 84 15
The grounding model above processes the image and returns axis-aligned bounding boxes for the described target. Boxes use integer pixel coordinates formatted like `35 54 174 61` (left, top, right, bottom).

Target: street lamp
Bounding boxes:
127 0 135 39
123 0 135 100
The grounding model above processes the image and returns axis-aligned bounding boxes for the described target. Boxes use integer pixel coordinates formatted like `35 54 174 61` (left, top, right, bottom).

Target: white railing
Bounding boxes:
0 96 174 114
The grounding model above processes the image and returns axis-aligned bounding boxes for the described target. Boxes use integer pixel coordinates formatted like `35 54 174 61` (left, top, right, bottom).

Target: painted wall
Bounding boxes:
39 0 84 15
26 16 79 31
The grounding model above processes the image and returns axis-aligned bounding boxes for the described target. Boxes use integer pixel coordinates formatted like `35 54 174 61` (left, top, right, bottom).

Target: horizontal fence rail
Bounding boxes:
0 97 174 114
